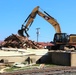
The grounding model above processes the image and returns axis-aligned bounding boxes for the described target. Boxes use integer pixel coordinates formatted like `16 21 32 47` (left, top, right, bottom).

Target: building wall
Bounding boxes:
0 51 76 66
71 53 76 66
50 52 71 66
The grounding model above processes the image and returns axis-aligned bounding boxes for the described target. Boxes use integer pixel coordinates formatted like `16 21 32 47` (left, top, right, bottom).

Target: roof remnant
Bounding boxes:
0 34 43 49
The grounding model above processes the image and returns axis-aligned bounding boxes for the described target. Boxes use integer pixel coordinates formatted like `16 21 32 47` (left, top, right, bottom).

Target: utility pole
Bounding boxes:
36 28 40 43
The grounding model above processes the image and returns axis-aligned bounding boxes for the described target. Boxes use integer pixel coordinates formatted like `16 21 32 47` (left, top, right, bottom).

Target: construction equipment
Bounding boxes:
18 6 76 50
18 6 61 37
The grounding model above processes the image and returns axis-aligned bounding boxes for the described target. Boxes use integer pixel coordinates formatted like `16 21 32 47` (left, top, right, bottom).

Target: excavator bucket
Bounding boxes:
18 29 29 37
18 29 24 37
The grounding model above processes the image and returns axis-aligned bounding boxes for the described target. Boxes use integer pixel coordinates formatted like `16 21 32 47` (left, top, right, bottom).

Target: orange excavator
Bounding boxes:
18 6 76 50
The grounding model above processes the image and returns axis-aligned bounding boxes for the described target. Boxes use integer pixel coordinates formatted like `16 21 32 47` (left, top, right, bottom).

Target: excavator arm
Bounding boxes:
18 6 61 37
18 6 39 37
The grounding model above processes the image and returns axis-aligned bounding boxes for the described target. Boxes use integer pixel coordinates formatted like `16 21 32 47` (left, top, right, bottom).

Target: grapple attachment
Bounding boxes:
18 29 29 37
18 29 24 37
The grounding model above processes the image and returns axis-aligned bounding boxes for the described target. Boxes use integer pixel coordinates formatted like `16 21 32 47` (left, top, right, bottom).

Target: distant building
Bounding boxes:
38 42 54 49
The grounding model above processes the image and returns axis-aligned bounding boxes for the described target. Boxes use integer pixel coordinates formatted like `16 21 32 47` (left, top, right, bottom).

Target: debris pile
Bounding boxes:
1 34 43 49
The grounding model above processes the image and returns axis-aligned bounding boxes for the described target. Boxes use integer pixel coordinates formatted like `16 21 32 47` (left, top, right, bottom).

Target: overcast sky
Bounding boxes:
0 0 76 42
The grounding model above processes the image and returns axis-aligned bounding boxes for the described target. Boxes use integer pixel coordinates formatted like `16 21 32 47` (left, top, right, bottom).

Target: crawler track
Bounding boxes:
1 66 76 75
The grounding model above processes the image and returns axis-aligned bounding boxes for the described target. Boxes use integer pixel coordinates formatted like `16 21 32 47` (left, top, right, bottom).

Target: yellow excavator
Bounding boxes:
18 6 76 50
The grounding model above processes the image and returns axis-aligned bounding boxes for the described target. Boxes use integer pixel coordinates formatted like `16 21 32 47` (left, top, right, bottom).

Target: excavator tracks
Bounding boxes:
1 66 76 75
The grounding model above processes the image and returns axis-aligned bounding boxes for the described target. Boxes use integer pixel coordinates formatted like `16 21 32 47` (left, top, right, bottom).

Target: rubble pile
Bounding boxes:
1 34 43 49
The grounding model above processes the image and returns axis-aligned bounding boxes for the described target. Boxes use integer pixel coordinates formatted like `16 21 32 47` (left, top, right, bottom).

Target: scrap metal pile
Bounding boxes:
0 34 43 49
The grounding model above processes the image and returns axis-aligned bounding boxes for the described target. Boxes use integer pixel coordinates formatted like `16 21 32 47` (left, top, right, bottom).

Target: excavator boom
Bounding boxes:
37 11 61 33
18 6 61 37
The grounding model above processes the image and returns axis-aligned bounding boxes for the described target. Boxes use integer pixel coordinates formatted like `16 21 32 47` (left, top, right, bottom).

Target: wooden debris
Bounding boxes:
1 34 43 49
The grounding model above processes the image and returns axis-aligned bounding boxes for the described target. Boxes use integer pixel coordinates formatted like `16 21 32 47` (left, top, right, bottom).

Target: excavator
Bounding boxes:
18 6 76 50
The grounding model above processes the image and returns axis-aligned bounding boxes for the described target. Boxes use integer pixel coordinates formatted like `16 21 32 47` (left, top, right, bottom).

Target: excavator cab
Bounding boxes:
50 33 70 50
53 33 69 44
